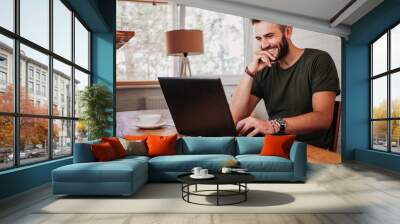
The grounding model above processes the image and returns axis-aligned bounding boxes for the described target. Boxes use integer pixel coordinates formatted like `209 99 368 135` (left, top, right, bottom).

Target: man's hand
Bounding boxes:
236 117 277 136
247 50 278 76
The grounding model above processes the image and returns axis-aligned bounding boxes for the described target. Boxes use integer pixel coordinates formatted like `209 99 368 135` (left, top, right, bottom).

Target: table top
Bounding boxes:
177 172 255 185
117 109 177 137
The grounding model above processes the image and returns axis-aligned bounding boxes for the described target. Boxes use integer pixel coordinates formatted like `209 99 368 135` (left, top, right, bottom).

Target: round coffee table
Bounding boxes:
177 173 255 206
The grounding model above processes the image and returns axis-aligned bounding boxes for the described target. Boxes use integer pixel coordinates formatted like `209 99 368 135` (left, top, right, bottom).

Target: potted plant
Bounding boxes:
79 84 113 140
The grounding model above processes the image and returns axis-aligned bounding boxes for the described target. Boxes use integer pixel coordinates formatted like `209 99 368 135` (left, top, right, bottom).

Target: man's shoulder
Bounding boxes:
305 48 331 58
304 48 334 68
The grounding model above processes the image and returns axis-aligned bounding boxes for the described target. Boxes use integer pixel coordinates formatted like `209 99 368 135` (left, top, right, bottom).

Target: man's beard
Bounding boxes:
263 36 289 62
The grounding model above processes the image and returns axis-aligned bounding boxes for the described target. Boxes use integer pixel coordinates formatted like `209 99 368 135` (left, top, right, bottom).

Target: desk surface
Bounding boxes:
117 109 177 136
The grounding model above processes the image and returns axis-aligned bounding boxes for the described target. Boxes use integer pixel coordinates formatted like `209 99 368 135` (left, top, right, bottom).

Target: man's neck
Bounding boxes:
278 46 304 70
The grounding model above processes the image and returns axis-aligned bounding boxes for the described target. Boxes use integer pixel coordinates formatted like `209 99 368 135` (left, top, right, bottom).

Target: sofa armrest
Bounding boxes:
289 141 307 181
73 140 100 163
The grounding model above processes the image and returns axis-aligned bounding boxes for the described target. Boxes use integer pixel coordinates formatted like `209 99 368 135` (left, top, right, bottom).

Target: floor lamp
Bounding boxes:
165 29 203 77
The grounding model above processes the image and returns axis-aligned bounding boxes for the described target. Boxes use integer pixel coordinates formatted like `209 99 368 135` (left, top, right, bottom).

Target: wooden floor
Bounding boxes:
2 157 400 224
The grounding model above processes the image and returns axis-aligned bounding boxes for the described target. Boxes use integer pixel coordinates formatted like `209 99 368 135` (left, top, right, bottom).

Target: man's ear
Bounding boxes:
285 26 293 39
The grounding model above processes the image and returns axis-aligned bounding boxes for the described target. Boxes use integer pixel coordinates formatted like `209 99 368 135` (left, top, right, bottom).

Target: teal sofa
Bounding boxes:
52 137 307 196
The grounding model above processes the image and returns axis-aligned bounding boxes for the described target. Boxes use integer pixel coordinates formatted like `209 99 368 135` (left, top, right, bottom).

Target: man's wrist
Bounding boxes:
270 118 287 134
245 66 256 78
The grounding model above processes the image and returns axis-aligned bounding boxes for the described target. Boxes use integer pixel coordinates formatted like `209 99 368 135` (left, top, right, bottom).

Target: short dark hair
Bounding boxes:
251 19 287 31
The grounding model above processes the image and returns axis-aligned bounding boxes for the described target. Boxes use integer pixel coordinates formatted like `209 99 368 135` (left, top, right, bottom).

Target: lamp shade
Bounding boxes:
165 29 204 56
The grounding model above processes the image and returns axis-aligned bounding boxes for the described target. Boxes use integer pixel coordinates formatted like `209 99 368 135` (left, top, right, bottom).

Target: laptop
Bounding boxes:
158 77 237 137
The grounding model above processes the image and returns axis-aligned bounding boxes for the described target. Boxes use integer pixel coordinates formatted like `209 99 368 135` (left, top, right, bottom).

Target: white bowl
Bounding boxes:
137 114 161 125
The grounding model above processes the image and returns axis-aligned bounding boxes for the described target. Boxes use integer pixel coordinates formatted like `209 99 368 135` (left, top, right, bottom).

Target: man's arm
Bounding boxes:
230 50 277 125
284 91 336 134
230 74 260 125
237 91 336 136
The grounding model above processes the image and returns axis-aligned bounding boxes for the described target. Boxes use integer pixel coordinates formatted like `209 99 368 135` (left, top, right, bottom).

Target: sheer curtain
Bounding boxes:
243 18 255 67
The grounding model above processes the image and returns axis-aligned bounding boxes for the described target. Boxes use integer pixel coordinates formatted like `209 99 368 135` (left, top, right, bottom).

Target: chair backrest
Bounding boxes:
329 101 342 152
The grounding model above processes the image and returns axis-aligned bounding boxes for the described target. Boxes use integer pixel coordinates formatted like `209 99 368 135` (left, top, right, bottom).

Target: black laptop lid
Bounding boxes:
158 77 237 137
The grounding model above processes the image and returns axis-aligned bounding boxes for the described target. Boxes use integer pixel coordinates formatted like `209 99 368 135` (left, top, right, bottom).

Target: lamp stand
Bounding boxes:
180 53 192 77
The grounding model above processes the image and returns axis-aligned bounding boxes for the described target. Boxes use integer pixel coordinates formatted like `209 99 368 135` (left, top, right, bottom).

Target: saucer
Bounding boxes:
135 121 166 129
190 174 215 179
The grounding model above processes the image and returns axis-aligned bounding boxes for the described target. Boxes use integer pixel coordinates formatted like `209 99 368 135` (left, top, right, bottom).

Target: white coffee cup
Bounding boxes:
200 169 208 176
137 114 161 125
191 167 202 176
221 167 232 174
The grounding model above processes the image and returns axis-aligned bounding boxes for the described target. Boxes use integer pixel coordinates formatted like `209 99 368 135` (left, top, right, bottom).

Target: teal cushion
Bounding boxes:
116 155 150 162
177 137 235 155
236 155 293 172
236 137 264 155
149 154 235 172
52 159 147 183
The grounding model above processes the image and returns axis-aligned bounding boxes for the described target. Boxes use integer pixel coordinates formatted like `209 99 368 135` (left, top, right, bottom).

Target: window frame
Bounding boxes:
370 20 400 154
0 0 92 171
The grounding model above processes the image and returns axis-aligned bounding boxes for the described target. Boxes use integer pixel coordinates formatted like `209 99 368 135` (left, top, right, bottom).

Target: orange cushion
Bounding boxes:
146 134 178 157
124 135 148 141
91 142 118 161
101 137 127 158
259 134 296 159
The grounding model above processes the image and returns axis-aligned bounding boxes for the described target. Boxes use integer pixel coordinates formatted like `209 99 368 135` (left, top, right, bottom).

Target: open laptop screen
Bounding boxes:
158 77 237 137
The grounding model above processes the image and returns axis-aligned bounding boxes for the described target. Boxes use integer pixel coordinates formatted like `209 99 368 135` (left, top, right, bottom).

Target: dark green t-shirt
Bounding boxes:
251 48 340 148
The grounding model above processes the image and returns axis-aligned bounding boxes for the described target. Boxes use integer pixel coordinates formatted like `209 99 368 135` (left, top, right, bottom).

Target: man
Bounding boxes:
230 20 340 149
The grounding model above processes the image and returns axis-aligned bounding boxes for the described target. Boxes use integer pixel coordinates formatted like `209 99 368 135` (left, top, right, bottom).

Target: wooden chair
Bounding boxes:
329 101 342 152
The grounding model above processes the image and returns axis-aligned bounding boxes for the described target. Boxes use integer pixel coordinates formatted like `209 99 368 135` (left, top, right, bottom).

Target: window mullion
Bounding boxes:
14 0 21 167
71 10 76 152
49 0 54 160
370 45 373 149
388 29 391 152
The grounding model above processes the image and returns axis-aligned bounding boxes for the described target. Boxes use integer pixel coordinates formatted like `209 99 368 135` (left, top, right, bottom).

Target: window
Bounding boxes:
53 119 72 158
35 84 40 95
35 70 41 81
53 59 72 117
0 54 7 67
117 1 173 81
20 0 49 49
0 53 8 90
75 17 89 70
21 44 49 116
41 73 46 83
0 0 14 32
0 71 7 84
74 69 89 119
28 81 34 94
185 7 244 76
28 67 34 80
0 0 91 170
371 23 400 153
0 116 13 170
53 0 72 60
19 117 49 165
116 2 245 81
0 35 13 113
42 85 46 97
